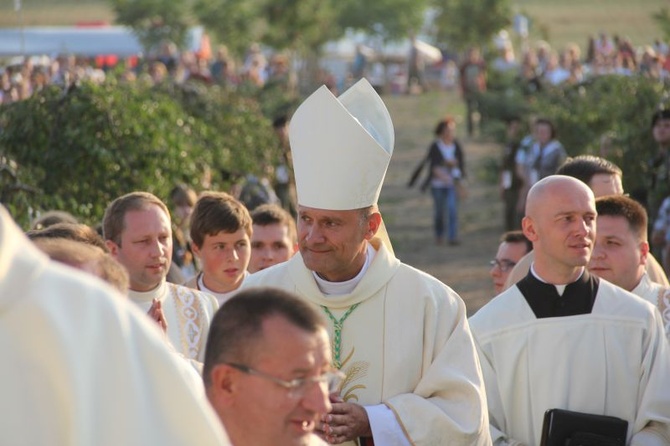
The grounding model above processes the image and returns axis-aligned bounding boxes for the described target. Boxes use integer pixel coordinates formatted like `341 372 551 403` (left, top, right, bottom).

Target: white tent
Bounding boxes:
0 26 205 57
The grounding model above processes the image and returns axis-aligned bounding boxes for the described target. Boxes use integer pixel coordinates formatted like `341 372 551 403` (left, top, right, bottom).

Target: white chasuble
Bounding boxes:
245 238 491 446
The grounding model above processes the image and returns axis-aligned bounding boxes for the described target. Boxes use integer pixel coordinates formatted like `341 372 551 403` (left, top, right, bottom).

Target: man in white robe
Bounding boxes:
0 206 230 445
104 191 219 362
504 155 668 290
588 194 670 338
470 175 670 445
244 79 490 446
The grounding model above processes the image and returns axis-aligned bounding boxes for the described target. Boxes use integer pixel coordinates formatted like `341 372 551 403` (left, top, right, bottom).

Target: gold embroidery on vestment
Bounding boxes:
170 284 205 359
339 347 369 402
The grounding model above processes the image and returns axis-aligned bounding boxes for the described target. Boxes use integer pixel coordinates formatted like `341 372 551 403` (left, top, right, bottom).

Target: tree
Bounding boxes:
0 81 276 228
652 8 670 42
432 0 511 52
337 0 431 42
261 0 341 51
110 0 191 54
192 0 265 57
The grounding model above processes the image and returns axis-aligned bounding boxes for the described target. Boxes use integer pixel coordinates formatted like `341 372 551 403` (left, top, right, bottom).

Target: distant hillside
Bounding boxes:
0 0 666 54
517 0 667 50
0 1 115 28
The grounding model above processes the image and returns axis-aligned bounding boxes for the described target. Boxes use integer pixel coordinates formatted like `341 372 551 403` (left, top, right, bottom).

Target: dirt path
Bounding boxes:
379 90 504 315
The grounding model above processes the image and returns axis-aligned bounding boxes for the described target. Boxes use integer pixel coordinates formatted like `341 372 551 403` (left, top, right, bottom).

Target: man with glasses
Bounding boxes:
490 230 532 296
203 287 340 446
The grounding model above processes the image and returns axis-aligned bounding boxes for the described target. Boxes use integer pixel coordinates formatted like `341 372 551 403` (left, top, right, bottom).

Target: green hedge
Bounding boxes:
479 73 669 198
0 80 292 228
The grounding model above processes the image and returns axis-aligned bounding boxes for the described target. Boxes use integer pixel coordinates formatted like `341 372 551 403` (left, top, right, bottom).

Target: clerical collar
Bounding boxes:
197 271 248 307
313 243 376 296
518 267 599 318
529 264 586 296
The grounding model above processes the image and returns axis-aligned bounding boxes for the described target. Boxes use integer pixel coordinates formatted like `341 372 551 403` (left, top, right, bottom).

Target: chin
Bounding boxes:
301 256 322 272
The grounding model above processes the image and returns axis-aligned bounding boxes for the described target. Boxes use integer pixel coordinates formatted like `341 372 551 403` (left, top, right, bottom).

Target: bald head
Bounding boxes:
526 175 595 219
523 175 597 284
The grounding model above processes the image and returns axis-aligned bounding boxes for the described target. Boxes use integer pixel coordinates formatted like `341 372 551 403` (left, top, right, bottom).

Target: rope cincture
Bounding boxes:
321 303 360 369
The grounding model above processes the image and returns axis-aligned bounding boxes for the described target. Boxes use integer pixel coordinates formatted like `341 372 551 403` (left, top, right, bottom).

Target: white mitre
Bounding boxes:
289 78 394 210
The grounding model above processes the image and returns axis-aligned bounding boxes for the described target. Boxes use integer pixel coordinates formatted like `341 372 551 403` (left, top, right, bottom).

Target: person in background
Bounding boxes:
407 34 427 94
470 175 670 445
490 230 532 296
409 116 466 246
589 194 670 338
31 236 130 295
499 117 530 231
169 184 199 280
26 221 107 251
248 203 298 273
459 46 487 137
272 115 297 217
28 222 165 327
648 109 670 263
104 191 218 362
31 209 78 230
516 118 566 211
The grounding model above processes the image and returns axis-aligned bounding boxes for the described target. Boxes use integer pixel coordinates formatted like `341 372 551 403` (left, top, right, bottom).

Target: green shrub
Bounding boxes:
478 74 668 197
0 80 277 227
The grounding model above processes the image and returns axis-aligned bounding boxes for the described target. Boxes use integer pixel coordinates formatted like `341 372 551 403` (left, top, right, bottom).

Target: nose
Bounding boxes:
149 239 164 257
590 243 605 260
227 248 240 262
261 246 274 260
490 264 500 278
301 380 331 415
304 225 325 244
574 218 591 237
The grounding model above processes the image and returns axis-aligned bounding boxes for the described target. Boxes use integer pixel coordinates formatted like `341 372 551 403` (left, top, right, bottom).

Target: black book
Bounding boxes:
540 408 628 446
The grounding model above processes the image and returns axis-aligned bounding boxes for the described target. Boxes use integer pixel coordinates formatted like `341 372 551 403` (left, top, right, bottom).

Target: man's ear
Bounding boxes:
208 364 236 404
106 240 119 257
521 216 538 242
192 242 201 258
365 212 382 240
639 240 650 266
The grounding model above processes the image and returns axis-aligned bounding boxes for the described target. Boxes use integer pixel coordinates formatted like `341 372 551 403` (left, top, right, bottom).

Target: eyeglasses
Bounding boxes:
489 259 517 272
225 362 345 398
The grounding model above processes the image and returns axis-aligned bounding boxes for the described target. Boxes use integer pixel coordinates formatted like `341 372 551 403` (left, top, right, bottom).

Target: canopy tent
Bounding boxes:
0 26 205 57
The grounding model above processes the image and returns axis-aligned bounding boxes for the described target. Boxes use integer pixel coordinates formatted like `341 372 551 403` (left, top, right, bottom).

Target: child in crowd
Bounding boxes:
184 191 252 306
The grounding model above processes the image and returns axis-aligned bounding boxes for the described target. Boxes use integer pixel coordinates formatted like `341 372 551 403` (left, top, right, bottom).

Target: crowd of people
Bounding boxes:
3 30 669 107
0 41 299 105
3 72 670 445
488 31 670 91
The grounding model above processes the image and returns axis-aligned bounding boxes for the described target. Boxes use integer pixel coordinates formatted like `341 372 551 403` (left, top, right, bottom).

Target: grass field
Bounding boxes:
516 0 668 49
0 1 115 28
0 0 667 52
